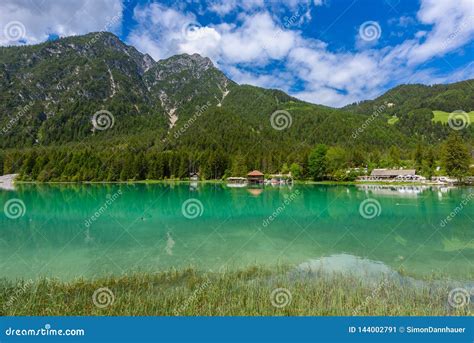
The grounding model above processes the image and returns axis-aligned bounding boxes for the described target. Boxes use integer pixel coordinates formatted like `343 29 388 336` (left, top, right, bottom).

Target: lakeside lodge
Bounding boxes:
358 169 423 182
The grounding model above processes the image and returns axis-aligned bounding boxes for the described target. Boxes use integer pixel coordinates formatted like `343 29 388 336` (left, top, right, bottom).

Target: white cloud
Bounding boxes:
128 7 298 65
127 0 474 107
1 0 471 108
207 0 321 16
219 12 298 64
0 0 123 46
400 0 474 65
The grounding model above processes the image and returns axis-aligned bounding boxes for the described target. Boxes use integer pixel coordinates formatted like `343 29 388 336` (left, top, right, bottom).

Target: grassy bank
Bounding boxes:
1 267 470 316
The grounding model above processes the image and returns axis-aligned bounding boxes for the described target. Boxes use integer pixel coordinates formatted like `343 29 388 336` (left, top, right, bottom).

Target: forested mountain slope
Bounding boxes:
0 32 472 181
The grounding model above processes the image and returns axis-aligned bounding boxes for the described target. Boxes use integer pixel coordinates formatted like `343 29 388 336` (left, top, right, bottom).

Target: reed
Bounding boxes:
0 267 470 316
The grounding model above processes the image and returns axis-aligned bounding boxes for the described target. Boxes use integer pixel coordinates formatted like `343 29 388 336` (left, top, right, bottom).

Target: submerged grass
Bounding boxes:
0 267 471 316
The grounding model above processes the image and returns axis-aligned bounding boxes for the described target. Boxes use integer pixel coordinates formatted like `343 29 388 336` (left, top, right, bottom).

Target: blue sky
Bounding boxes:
0 0 473 106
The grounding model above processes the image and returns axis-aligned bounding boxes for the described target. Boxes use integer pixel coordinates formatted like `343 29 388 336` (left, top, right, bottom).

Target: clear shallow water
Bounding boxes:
0 183 473 281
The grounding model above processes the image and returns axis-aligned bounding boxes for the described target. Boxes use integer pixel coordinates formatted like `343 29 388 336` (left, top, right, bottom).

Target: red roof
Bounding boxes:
247 170 264 176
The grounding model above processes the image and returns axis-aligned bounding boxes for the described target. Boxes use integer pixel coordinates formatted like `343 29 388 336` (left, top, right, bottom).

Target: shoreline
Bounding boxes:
12 179 472 187
1 266 470 316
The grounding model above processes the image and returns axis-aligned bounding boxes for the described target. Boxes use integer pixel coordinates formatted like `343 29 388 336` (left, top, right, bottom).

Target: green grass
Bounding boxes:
388 116 399 125
387 111 474 125
1 267 470 316
432 110 474 124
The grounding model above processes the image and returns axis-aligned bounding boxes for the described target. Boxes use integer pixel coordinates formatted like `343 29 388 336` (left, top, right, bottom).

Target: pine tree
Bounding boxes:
423 147 436 180
414 142 423 172
442 132 470 180
308 144 328 181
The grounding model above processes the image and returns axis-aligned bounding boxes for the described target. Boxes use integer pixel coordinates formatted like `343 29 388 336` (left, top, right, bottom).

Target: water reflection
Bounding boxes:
294 254 474 296
1 184 473 281
0 174 18 191
357 184 430 197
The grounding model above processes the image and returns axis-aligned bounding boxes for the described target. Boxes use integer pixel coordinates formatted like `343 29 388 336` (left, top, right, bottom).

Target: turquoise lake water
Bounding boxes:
0 183 473 281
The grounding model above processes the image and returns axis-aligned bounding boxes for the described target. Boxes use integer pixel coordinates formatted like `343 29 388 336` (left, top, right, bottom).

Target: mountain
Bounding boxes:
0 32 471 181
343 80 474 142
0 32 242 147
344 80 474 116
0 32 405 148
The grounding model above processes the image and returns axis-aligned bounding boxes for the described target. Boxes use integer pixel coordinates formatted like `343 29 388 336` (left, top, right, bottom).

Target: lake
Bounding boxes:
1 183 473 282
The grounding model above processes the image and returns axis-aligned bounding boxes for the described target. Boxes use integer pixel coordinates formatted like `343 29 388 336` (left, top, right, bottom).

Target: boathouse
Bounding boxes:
247 170 264 184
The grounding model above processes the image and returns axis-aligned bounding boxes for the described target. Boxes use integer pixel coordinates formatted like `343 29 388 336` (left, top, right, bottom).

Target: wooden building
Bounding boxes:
247 170 264 184
359 169 417 181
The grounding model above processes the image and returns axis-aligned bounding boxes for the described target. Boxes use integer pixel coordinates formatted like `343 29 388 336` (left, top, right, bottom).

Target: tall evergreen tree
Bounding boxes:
442 132 470 180
414 142 424 172
308 144 328 181
424 147 436 180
